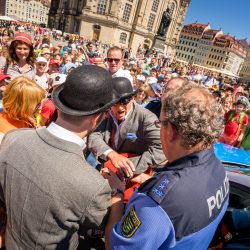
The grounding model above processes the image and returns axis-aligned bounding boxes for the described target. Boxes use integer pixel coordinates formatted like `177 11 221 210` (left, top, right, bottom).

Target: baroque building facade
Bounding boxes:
0 0 50 24
176 22 247 77
48 0 190 57
239 40 250 84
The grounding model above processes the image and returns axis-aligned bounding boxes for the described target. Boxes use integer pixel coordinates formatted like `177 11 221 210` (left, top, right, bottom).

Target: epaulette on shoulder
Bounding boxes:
145 173 179 204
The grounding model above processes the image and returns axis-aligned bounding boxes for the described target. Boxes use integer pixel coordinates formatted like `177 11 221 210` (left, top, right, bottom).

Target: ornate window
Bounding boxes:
97 0 107 15
151 0 160 12
147 13 156 31
122 3 132 23
119 32 127 44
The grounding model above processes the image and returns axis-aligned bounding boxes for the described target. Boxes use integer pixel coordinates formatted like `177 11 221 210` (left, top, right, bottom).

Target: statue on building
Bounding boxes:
157 8 172 37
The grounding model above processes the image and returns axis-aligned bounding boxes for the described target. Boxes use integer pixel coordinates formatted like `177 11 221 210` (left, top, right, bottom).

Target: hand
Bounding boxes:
237 133 244 142
129 173 151 185
107 151 135 178
101 168 125 191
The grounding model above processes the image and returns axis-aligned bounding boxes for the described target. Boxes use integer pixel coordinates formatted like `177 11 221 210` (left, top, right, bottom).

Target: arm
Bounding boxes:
88 120 135 177
101 169 125 250
108 193 176 250
79 179 112 234
88 119 113 158
129 110 166 174
105 195 124 250
237 115 249 144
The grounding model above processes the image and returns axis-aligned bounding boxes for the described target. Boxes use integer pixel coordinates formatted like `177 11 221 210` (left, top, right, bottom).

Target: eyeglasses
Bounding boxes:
33 102 42 114
116 97 132 106
37 63 47 67
106 58 121 63
155 119 178 130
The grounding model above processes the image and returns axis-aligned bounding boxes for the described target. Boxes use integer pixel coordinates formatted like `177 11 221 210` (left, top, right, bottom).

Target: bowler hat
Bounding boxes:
52 65 119 116
113 77 138 100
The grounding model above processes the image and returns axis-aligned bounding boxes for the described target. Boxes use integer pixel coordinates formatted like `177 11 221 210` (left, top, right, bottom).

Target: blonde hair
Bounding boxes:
3 76 45 127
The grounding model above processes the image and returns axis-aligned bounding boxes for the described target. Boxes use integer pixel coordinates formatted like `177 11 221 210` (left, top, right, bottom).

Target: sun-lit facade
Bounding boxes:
48 0 190 57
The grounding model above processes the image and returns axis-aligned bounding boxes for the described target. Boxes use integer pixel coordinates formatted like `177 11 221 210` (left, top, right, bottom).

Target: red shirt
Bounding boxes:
224 110 248 136
41 99 56 124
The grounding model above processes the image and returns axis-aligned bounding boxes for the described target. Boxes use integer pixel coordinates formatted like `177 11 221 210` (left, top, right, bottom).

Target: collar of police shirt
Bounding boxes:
47 122 86 150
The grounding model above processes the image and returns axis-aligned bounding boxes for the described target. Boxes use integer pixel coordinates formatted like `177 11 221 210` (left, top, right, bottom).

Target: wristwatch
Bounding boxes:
111 188 124 197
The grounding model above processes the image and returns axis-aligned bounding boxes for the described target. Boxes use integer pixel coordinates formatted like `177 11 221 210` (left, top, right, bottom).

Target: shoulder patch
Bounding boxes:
148 173 178 204
120 206 141 238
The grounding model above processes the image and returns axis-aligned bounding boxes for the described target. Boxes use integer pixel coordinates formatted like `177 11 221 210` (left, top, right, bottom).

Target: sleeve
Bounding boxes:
242 114 249 126
110 193 176 250
88 119 113 157
79 178 111 232
129 110 166 174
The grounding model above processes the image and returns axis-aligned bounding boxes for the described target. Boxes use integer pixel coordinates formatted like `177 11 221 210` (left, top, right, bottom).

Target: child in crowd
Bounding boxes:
134 87 148 106
220 96 249 146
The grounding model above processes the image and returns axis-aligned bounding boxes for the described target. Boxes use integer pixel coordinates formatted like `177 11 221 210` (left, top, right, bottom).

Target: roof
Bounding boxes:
214 142 250 167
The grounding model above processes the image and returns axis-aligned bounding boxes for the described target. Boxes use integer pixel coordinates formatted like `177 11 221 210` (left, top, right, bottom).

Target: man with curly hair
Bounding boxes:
103 82 229 250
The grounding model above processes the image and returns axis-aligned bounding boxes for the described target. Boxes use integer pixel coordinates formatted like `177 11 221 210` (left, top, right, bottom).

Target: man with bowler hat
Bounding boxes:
0 65 120 249
88 77 165 183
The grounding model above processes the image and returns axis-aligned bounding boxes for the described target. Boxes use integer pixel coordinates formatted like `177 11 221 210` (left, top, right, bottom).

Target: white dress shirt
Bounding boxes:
47 122 86 150
111 68 133 86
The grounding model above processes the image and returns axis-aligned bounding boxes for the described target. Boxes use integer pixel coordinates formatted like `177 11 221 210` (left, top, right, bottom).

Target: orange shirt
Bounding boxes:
0 113 31 134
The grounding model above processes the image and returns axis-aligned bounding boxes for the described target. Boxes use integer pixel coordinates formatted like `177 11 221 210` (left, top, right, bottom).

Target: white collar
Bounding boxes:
111 67 124 77
47 122 86 150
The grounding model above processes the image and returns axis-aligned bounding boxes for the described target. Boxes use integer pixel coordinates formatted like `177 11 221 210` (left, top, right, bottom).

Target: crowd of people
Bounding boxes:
0 25 249 249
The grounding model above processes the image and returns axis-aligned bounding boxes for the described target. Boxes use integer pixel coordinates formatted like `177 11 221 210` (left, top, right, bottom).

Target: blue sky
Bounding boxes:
184 0 250 41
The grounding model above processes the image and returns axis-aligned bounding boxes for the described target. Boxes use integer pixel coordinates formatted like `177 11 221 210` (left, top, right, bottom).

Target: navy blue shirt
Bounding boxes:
110 147 229 249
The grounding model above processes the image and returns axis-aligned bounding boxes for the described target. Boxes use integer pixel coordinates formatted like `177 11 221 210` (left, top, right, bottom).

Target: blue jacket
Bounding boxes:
110 148 229 250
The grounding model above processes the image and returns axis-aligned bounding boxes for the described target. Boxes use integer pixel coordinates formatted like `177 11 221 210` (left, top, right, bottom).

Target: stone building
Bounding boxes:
176 22 247 77
0 0 50 24
176 22 211 63
48 0 190 57
239 40 250 84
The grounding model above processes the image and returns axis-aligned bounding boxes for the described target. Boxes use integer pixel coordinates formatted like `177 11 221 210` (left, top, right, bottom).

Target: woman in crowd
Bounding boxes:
0 46 7 71
4 32 36 81
0 76 45 142
0 28 10 46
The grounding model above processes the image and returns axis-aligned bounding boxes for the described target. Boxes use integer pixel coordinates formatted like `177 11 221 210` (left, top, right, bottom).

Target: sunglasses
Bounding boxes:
33 102 42 114
37 63 47 67
107 58 121 63
116 97 132 106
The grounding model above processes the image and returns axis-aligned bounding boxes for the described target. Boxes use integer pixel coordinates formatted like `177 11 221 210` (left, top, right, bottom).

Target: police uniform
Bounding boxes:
109 147 229 250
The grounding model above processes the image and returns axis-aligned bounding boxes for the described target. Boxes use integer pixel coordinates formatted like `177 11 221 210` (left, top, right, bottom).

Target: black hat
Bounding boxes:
113 77 138 100
52 65 119 116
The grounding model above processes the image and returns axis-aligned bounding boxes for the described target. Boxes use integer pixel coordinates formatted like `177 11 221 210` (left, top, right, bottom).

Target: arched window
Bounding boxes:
120 32 127 44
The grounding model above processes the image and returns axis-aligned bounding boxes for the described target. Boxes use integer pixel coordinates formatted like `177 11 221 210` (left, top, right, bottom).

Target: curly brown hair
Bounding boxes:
7 40 36 66
162 82 224 149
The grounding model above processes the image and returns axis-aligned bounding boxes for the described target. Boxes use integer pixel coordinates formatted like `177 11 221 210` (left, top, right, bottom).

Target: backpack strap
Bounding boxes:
227 110 235 122
238 112 245 125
